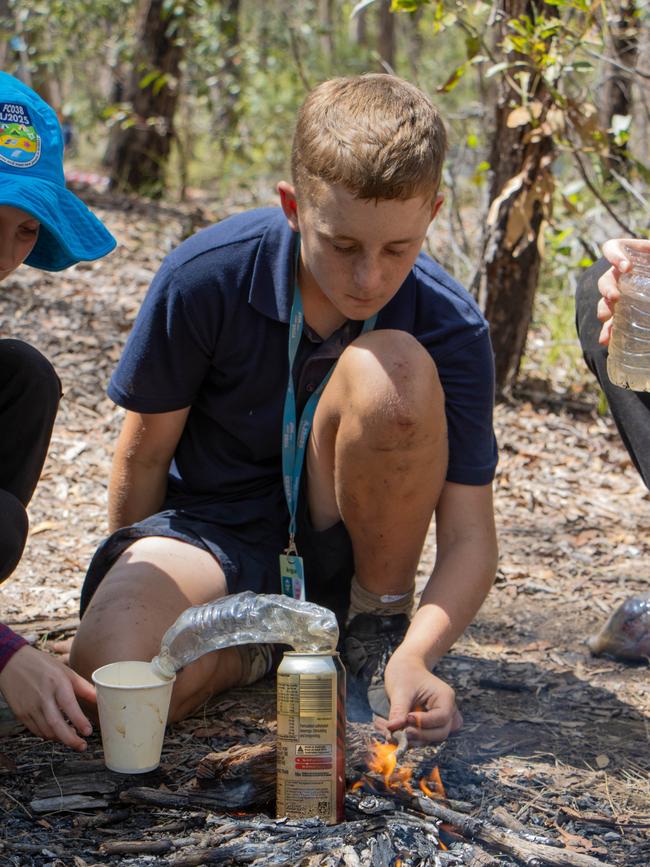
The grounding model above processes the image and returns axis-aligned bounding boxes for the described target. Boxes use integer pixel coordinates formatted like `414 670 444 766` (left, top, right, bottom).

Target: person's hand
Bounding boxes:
0 645 96 751
598 238 650 346
377 649 463 745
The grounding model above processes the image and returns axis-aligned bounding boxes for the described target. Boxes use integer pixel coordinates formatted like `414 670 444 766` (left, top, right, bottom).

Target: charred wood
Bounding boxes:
73 807 132 828
30 793 110 812
194 737 275 807
192 726 373 810
33 772 118 798
377 782 616 867
100 838 174 855
167 813 441 866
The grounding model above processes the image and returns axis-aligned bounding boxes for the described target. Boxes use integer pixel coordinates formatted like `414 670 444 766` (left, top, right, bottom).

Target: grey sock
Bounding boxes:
239 643 273 686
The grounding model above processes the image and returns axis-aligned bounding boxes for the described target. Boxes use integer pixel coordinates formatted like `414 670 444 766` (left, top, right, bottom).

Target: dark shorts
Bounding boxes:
80 481 355 629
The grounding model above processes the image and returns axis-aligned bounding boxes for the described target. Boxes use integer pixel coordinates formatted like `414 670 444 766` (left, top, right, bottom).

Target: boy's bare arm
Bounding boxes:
108 407 191 532
382 481 498 743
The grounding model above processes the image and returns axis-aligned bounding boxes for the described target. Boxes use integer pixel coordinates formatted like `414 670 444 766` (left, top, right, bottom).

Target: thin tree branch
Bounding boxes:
609 168 650 212
570 147 638 237
285 20 311 93
582 46 650 80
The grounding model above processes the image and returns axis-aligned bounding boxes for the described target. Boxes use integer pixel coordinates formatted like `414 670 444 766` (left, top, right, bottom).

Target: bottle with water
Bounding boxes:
150 591 339 679
607 247 650 392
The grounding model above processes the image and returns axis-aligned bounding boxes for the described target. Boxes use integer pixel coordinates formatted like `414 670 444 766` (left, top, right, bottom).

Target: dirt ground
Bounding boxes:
0 192 648 866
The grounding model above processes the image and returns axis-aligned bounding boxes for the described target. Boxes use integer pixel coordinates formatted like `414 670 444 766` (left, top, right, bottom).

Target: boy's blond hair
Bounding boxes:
291 74 447 204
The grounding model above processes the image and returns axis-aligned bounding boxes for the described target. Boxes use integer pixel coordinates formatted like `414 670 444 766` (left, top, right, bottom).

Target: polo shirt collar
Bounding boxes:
249 209 296 323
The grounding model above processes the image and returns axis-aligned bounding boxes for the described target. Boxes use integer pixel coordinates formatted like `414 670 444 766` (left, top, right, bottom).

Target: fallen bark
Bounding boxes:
30 794 110 813
193 738 276 807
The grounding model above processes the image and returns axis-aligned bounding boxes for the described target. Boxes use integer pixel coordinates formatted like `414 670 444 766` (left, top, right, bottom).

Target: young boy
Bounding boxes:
71 74 498 744
0 72 116 750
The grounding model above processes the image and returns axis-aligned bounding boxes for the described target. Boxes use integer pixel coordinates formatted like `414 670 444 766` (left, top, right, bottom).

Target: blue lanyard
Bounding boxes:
281 241 376 552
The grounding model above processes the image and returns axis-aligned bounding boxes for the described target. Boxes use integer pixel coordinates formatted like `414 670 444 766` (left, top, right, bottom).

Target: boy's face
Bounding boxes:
278 181 442 324
0 205 40 282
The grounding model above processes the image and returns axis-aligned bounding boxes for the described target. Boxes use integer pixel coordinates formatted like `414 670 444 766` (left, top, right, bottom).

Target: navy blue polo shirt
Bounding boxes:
108 208 498 517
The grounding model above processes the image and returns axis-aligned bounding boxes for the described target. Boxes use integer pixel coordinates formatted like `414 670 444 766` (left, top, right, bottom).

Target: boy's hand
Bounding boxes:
377 649 463 745
598 238 650 346
0 645 96 751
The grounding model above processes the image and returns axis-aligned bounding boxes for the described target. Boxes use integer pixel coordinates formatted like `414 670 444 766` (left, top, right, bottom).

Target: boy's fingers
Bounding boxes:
386 691 411 731
42 698 89 751
402 718 457 745
408 708 462 744
601 239 637 270
407 700 460 732
55 680 94 737
599 318 613 346
22 712 46 742
68 669 97 706
596 296 613 323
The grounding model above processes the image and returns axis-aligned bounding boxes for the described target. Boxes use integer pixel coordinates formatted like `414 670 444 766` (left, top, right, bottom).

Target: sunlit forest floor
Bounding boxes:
0 187 648 866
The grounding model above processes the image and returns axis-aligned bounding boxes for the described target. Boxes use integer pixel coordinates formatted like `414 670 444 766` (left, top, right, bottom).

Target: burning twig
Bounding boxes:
392 728 409 761
353 735 446 804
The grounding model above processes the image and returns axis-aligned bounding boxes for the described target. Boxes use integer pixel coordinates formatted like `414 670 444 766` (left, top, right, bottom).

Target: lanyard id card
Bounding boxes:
279 547 306 600
280 237 376 601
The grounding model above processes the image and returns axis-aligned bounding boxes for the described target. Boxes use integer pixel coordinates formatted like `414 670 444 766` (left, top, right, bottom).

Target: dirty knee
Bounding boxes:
339 332 443 449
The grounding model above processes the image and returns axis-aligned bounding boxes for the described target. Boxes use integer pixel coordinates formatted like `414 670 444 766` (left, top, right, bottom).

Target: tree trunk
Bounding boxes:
377 0 395 72
106 0 189 196
319 0 335 61
599 0 639 173
209 0 240 142
630 7 650 165
476 0 556 395
405 7 424 82
0 0 10 71
350 5 368 47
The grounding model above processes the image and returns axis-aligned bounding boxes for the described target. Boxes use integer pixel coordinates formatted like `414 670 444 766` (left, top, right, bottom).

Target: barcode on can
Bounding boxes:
299 675 333 715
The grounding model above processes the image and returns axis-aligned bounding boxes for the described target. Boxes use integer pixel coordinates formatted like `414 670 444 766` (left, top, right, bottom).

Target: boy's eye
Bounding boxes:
331 242 355 253
18 225 39 238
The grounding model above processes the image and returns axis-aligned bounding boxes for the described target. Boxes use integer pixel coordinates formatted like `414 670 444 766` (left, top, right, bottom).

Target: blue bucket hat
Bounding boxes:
0 72 116 271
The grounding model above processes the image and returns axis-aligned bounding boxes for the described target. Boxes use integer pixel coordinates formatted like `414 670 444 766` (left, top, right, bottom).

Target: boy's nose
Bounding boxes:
354 257 382 294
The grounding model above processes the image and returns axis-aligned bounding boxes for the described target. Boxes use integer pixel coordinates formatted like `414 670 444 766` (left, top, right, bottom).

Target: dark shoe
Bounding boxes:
341 612 410 722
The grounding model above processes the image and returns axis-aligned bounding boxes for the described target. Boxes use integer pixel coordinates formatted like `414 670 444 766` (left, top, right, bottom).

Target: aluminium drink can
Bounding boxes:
276 650 346 824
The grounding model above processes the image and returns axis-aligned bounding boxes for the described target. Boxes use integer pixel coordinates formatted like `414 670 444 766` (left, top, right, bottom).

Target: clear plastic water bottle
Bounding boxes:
150 591 339 679
607 246 650 391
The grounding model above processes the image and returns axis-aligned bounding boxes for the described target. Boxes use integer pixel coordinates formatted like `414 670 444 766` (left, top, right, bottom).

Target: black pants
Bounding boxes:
0 340 61 582
576 259 650 490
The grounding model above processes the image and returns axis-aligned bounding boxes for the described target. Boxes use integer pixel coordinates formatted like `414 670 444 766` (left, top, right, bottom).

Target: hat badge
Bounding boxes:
0 101 41 168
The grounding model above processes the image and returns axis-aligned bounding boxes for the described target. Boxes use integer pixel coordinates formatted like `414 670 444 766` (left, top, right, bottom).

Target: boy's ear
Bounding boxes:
277 181 300 231
430 193 444 222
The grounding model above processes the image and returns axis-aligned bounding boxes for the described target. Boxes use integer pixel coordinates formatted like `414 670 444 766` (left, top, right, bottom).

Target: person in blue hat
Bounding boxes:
0 72 116 751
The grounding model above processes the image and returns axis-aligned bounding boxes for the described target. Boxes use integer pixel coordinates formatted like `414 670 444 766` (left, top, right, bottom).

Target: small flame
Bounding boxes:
351 739 448 852
355 739 446 802
418 765 446 799
368 741 398 787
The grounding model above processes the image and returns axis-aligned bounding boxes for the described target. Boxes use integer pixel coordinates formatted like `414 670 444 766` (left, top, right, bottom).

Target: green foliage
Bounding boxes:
391 0 647 389
3 0 647 390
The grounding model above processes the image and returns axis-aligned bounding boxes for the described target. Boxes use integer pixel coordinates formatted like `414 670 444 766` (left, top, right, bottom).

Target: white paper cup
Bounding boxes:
92 661 175 774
